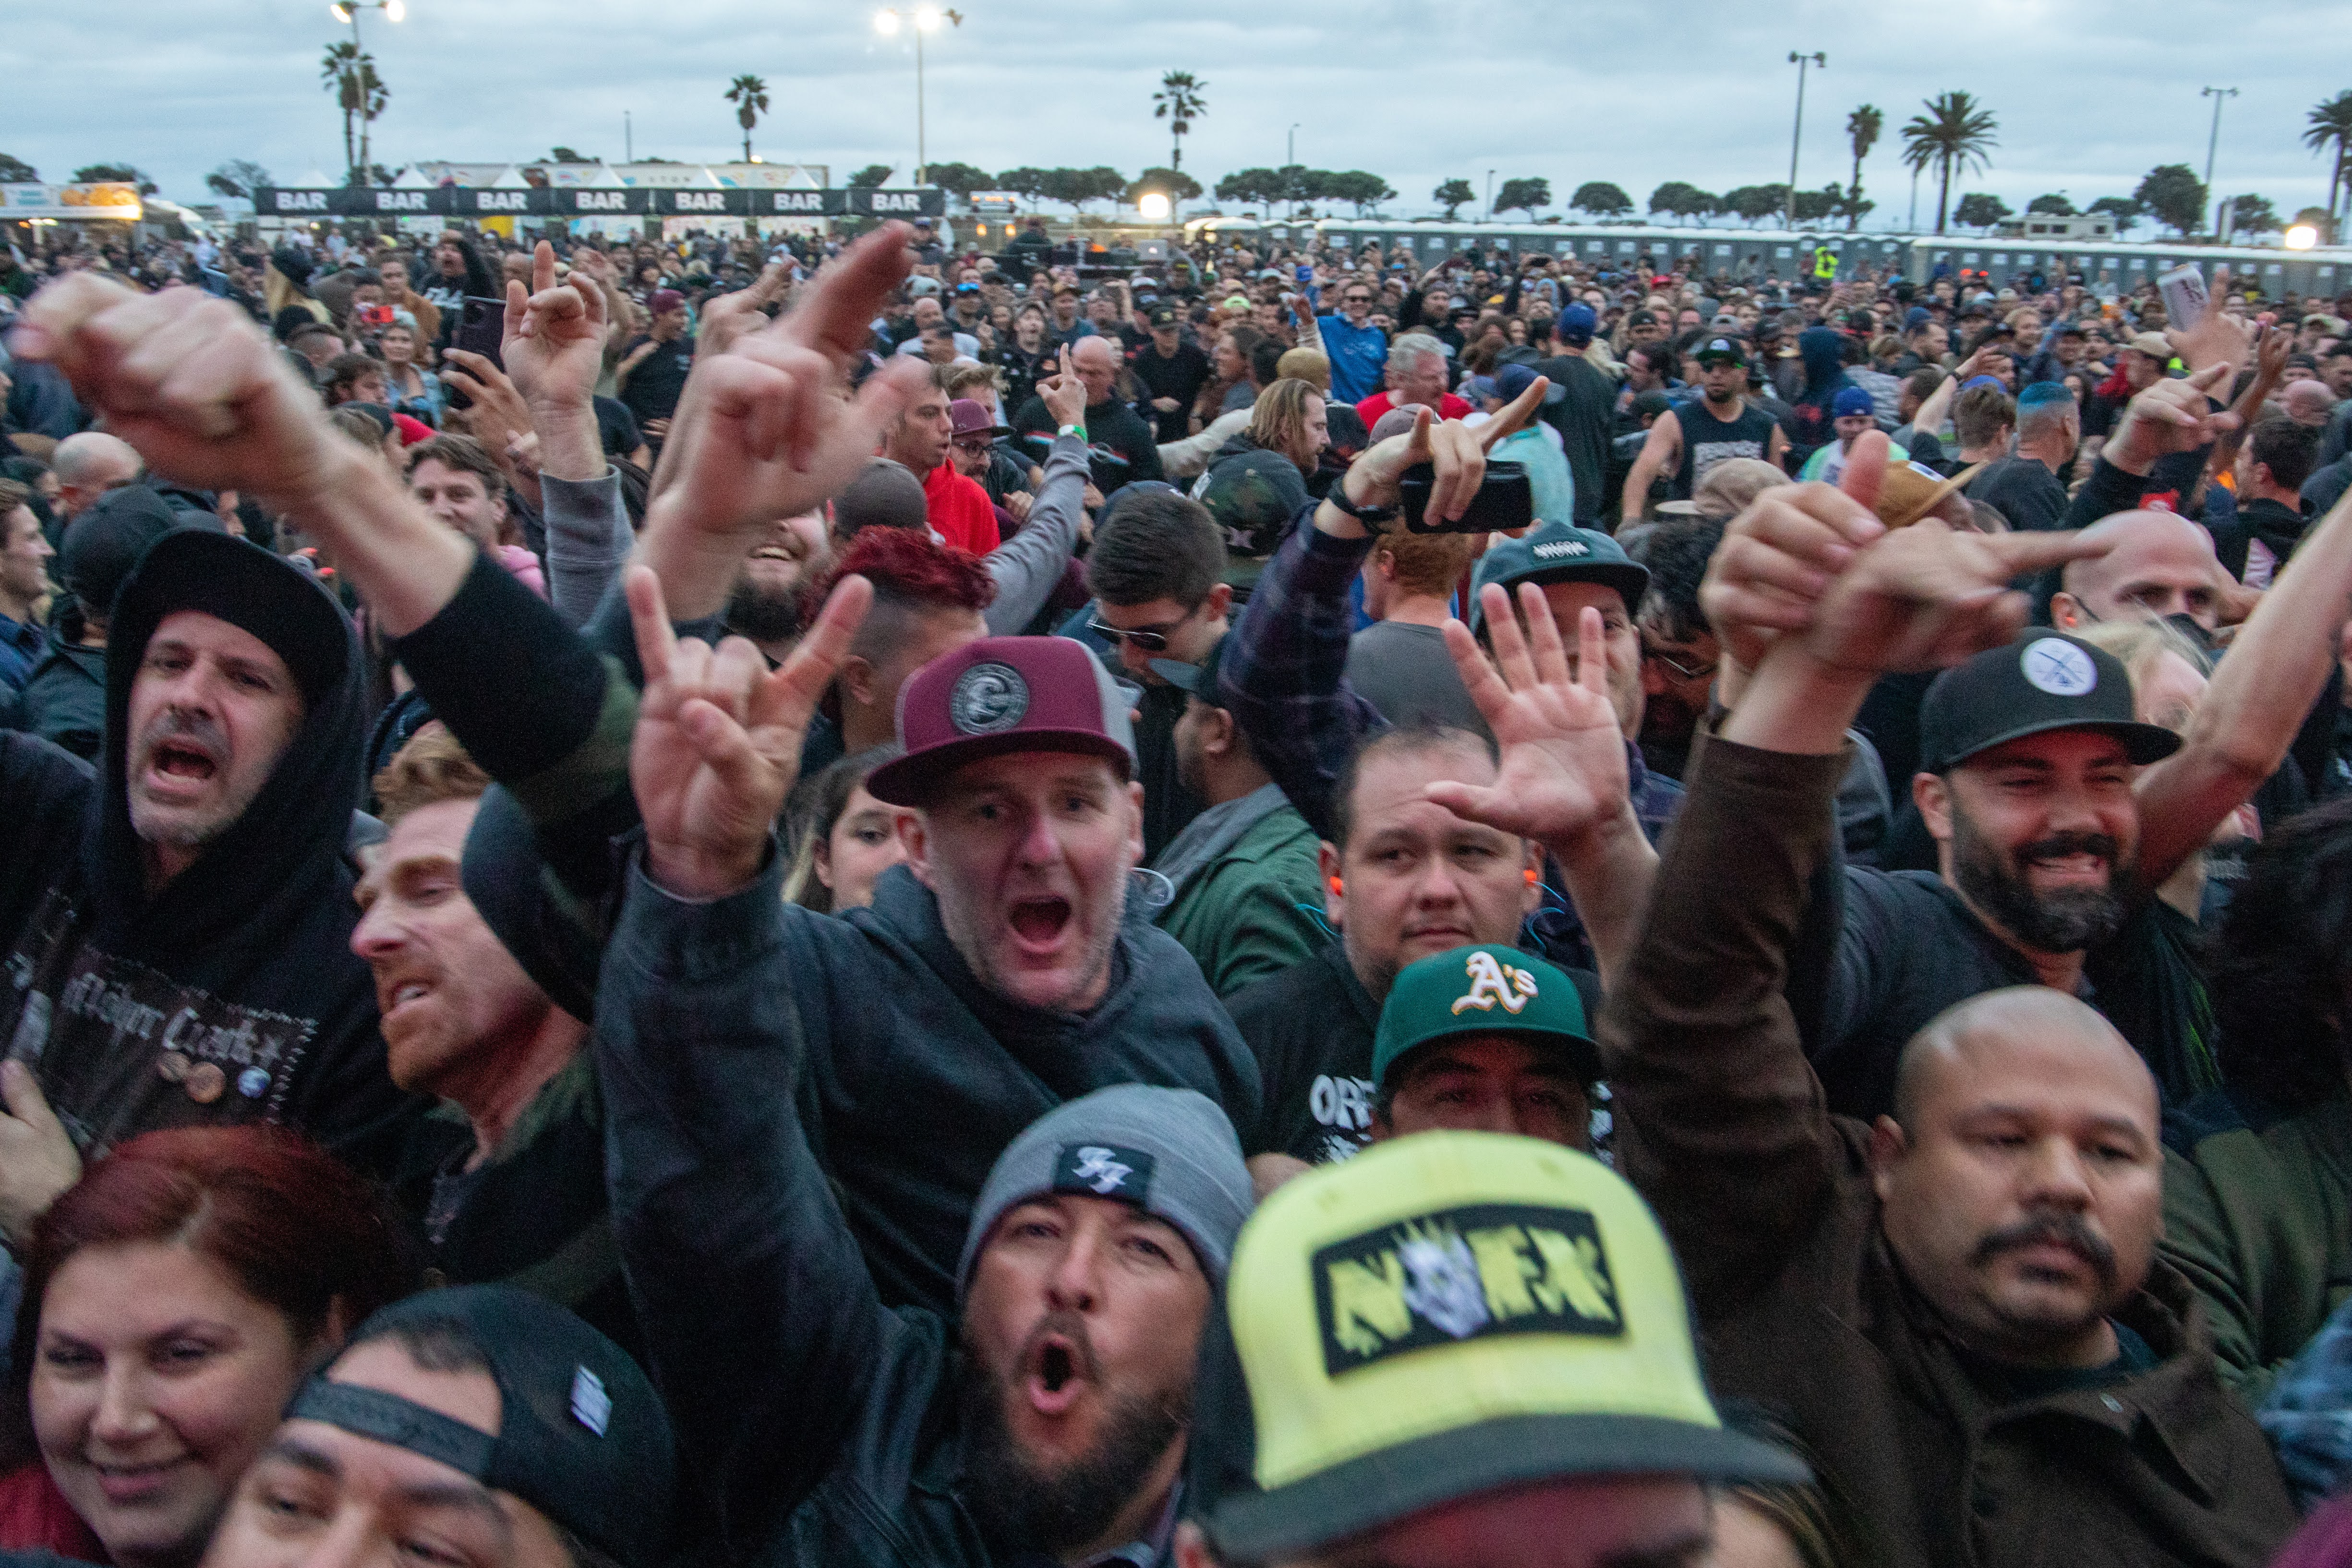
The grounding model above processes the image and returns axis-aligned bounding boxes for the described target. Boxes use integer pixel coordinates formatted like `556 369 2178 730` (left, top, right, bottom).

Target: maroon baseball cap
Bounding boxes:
866 637 1137 806
948 398 1010 441
648 289 686 317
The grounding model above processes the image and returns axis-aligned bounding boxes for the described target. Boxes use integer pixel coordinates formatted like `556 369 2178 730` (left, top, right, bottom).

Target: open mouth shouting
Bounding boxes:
136 732 224 803
1007 896 1075 960
1022 1321 1096 1418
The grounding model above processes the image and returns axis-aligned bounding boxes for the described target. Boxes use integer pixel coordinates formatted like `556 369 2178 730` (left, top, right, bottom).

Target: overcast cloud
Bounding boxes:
6 0 2345 228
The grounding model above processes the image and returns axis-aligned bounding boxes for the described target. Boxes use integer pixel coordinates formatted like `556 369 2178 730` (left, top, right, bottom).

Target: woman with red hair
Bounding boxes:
0 1125 410 1567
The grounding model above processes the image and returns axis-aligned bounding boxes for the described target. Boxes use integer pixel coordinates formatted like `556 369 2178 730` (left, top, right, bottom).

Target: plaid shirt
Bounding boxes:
2262 1291 2352 1509
1217 507 1679 971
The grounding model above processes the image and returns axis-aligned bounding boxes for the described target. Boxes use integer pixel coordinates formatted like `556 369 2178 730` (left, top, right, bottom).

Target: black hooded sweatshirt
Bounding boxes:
0 531 422 1168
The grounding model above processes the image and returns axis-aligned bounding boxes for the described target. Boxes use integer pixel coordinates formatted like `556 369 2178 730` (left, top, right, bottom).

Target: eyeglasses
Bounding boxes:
1641 644 1719 683
952 436 995 453
1089 615 1190 652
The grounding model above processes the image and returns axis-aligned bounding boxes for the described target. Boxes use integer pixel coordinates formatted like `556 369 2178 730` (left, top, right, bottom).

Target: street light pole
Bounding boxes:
329 0 404 187
1786 50 1824 229
875 7 962 186
2201 85 2238 239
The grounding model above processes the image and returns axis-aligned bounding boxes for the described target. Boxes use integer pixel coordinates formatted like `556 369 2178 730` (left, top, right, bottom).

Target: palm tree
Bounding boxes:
1845 104 1883 231
1153 71 1207 173
724 74 770 163
1900 90 1999 235
321 42 362 183
2305 90 2352 224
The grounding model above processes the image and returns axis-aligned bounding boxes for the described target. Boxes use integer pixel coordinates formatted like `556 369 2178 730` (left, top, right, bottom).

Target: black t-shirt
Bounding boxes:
619 334 696 427
1966 454 2068 532
1671 398 1781 497
592 395 643 459
1130 341 1212 443
1533 353 1616 527
1224 943 1381 1164
1010 394 1166 495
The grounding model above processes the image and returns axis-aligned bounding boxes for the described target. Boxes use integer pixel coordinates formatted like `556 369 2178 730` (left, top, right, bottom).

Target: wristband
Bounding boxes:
1058 423 1086 441
1324 489 1400 524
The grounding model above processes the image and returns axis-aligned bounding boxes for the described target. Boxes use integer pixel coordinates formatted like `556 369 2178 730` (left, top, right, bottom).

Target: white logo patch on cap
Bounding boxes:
2020 637 2097 698
949 662 1030 735
1531 539 1589 560
1452 950 1538 1015
569 1365 610 1435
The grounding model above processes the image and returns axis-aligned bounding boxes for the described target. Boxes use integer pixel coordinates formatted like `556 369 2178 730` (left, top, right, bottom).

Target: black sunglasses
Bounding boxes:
1088 617 1184 652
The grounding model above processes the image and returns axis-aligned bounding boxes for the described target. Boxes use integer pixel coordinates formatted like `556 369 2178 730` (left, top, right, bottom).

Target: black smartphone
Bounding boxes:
454 296 507 365
1399 460 1533 535
441 296 506 411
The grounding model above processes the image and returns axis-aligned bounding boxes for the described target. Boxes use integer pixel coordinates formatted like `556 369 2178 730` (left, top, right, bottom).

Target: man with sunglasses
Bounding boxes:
1317 277 1390 409
1086 490 1230 859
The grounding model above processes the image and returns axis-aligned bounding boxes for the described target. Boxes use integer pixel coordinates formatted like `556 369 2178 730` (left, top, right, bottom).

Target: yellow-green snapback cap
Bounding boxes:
1205 1132 1804 1560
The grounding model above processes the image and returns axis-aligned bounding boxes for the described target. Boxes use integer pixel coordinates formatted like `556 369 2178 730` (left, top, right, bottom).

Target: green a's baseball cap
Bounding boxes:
1372 944 1599 1087
1200 1134 1806 1562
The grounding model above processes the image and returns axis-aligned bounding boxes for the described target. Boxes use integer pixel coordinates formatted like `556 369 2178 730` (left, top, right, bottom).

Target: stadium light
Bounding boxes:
2286 224 2319 252
1137 192 1171 221
873 7 962 186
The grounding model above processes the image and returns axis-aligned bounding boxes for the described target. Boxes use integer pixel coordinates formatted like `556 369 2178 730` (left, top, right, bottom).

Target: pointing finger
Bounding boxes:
624 564 681 688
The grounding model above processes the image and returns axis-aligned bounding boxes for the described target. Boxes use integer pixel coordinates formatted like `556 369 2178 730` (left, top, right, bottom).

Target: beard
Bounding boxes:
955 1331 1188 1558
724 568 808 645
1950 806 2129 955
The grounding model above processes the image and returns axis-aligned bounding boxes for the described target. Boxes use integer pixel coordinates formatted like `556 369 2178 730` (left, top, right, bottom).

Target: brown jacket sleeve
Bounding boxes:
1601 733 1854 1310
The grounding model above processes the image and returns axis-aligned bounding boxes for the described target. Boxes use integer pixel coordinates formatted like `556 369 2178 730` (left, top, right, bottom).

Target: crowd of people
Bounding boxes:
2 198 2352 1568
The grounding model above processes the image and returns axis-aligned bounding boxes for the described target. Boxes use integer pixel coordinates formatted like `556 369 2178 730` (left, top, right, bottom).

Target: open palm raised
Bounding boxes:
1427 581 1630 849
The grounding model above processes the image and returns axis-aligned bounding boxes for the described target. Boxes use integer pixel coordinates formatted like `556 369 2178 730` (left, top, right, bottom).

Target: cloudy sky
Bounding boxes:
7 0 2346 229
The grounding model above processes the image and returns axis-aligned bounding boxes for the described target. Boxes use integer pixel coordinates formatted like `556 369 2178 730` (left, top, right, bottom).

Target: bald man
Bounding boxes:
1009 334 1162 495
2050 510 2226 633
49 431 144 523
2282 379 2338 432
1597 507 2298 1565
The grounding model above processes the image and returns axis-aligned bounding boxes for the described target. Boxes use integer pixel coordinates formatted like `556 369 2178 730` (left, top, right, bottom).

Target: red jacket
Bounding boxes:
923 463 1001 556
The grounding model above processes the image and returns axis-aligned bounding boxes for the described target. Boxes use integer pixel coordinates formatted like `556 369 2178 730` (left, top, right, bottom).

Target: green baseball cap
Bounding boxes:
1372 944 1600 1088
1468 521 1649 633
1200 1133 1807 1562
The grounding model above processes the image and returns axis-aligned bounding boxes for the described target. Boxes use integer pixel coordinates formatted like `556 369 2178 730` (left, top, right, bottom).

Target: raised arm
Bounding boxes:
15 274 471 634
633 224 932 622
1612 441 2105 1303
598 563 900 1543
1217 384 1549 838
1428 587 1656 992
984 346 1090 635
2134 482 2352 887
502 241 631 623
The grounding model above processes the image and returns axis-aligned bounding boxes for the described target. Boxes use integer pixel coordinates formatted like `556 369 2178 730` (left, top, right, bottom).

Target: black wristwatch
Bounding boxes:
1324 489 1400 523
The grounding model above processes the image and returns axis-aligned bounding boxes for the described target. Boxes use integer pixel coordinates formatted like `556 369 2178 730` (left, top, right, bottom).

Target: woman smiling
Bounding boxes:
0 1127 409 1567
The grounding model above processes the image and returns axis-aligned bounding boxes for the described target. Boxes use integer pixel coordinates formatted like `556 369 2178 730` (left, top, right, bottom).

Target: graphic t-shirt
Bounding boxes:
1671 398 1781 496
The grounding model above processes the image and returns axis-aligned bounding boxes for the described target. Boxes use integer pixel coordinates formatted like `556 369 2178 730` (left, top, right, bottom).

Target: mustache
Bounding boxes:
136 706 229 759
1972 1211 2117 1287
2014 831 2121 867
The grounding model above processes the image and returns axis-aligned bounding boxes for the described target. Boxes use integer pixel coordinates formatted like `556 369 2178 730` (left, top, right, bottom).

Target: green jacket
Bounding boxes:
2163 1098 2352 1405
1156 802 1326 999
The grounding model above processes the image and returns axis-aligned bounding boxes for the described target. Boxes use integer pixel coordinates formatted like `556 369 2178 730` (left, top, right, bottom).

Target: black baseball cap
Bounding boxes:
1918 633 2182 773
1694 337 1748 367
286 1286 676 1568
1148 303 1179 328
